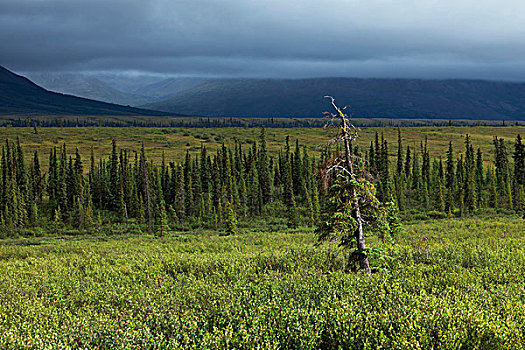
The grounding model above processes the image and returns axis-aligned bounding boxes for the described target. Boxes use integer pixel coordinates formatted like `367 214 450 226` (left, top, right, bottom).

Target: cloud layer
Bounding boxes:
2 0 525 79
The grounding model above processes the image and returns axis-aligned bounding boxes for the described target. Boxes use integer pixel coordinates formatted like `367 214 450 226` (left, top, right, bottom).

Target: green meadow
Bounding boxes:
1 216 525 349
2 126 524 168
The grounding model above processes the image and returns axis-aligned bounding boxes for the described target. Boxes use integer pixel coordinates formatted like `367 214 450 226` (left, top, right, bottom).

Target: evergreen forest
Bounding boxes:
2 127 525 236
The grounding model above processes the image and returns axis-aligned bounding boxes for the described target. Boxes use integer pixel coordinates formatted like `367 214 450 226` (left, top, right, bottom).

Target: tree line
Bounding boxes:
1 128 524 236
1 117 326 128
383 130 525 216
3 117 517 129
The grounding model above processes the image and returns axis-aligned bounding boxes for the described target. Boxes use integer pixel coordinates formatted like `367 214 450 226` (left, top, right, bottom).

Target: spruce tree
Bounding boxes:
411 154 421 196
48 147 58 209
140 144 153 232
445 141 455 190
224 200 237 235
239 176 247 219
379 138 392 201
456 155 465 216
183 150 193 218
506 180 513 210
517 185 525 213
292 139 304 199
15 138 27 199
200 145 210 194
84 187 93 229
463 135 476 211
493 137 509 202
404 146 411 179
374 132 380 175
282 136 294 206
17 190 27 229
446 188 454 215
53 207 63 235
258 127 272 204
156 200 170 237
488 168 498 208
1 146 7 211
368 141 375 173
32 151 42 203
396 127 403 176
514 134 525 186
475 148 484 207
421 137 430 190
110 140 119 210
248 162 260 214
58 145 68 215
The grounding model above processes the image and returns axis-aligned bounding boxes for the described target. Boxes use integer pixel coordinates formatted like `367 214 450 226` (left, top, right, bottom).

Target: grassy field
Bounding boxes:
1 215 525 349
2 125 525 169
2 125 525 348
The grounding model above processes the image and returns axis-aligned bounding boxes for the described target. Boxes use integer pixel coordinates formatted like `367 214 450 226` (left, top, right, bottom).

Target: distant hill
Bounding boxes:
27 73 208 107
27 72 156 106
142 78 525 120
7 67 525 120
0 66 168 116
94 74 165 94
134 77 207 99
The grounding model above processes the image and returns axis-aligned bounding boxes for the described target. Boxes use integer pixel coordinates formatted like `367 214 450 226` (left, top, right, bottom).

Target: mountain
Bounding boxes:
27 72 156 106
0 66 168 116
27 73 207 106
94 74 165 94
142 78 525 120
134 77 207 99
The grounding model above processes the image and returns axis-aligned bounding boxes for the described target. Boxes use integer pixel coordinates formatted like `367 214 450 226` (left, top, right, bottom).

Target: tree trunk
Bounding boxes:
339 106 371 275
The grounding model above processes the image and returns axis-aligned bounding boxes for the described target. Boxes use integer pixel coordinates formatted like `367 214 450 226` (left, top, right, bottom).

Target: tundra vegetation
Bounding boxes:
0 122 525 348
1 126 524 236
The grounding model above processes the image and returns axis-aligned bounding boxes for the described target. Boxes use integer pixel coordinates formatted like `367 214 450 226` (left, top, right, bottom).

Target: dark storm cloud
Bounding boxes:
1 0 525 79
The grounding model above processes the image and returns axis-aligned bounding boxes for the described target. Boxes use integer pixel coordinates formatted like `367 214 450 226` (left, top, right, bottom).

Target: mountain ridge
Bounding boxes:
133 77 207 100
142 77 525 120
27 72 156 106
5 65 525 120
0 66 169 116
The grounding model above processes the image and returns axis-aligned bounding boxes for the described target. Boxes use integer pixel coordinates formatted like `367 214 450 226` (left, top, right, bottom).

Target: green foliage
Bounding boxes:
156 200 170 237
316 178 399 249
224 200 237 236
52 207 63 234
0 217 525 348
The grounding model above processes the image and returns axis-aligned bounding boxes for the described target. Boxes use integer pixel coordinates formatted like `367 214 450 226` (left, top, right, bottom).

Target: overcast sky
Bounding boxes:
2 0 525 80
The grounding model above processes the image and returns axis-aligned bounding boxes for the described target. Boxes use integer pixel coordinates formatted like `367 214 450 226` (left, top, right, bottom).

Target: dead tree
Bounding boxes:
323 96 371 274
